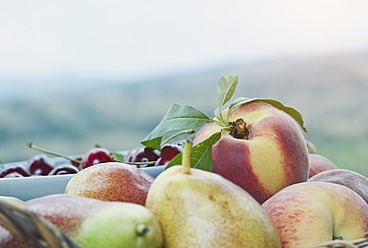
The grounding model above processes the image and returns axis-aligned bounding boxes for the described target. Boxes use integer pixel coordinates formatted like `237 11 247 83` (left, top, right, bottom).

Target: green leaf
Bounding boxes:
165 131 221 171
228 96 251 111
112 152 125 162
192 132 221 171
228 97 308 133
141 104 212 150
215 75 238 121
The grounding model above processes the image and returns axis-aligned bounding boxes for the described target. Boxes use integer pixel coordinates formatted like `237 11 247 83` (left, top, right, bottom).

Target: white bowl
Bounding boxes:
0 159 165 201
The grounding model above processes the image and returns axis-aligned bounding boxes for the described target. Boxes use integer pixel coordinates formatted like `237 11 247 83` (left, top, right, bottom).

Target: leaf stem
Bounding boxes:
182 139 192 175
221 125 232 132
217 111 225 123
27 142 83 164
211 119 228 127
225 108 231 124
160 129 195 147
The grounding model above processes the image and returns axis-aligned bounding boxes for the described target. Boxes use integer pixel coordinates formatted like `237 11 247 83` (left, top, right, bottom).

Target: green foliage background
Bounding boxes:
1 54 367 177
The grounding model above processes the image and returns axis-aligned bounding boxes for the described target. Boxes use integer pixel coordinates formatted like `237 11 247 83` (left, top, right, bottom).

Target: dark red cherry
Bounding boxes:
26 154 57 176
81 148 113 170
0 164 31 178
70 156 82 168
124 147 160 168
155 144 183 166
48 164 80 175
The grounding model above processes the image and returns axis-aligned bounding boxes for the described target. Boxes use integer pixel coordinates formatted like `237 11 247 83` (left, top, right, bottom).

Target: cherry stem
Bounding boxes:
160 129 195 147
116 160 156 166
27 142 83 164
0 155 4 168
181 139 192 175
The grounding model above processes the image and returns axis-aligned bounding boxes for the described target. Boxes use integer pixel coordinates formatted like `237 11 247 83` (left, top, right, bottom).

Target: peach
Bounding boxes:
193 101 309 203
262 181 368 248
308 153 338 178
309 168 368 205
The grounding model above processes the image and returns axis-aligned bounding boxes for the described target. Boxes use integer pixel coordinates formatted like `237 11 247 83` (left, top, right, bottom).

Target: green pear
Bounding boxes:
0 194 163 248
145 140 281 248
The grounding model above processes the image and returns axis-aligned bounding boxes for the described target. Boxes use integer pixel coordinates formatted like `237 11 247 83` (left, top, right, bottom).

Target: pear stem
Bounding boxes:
182 139 192 175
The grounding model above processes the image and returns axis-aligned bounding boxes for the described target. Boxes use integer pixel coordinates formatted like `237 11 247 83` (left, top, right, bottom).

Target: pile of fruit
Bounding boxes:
0 75 367 248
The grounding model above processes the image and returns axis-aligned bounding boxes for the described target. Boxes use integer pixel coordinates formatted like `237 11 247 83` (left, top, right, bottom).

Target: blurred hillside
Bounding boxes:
1 53 367 176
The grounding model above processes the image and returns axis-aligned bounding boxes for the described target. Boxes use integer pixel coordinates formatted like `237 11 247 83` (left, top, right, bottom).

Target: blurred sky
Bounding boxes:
1 0 368 81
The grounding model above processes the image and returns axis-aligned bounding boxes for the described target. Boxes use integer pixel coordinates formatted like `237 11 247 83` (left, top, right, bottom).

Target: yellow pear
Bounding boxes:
145 140 281 248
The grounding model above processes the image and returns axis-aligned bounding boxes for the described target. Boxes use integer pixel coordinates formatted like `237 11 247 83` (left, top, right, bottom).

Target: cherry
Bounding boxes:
155 144 183 166
70 156 82 168
81 147 113 170
124 147 160 168
48 164 80 175
0 164 31 178
26 154 57 176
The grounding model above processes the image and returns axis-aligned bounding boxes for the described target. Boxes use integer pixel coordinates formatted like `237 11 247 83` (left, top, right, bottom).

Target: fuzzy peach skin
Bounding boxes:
262 181 368 248
309 168 368 205
308 153 338 178
193 101 309 203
